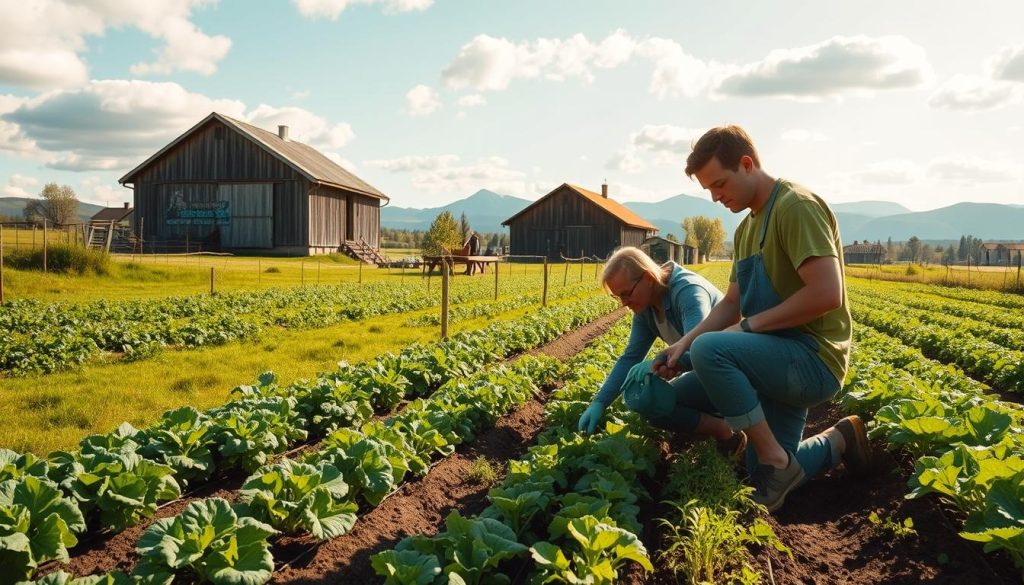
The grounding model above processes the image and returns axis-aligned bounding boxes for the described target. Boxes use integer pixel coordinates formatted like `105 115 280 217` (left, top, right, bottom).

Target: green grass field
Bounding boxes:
0 286 603 455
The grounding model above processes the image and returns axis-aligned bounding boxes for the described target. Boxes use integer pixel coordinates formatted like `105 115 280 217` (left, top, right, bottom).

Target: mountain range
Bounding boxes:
382 189 1024 243
0 197 107 224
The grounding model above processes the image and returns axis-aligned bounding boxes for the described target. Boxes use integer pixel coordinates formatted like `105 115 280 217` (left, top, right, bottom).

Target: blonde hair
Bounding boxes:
601 247 668 292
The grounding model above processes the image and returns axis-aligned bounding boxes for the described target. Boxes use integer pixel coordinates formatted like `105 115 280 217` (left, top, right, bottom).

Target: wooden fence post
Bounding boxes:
210 267 215 295
441 260 450 340
494 259 499 300
579 249 584 282
542 256 549 307
358 259 363 284
43 219 48 273
563 260 569 286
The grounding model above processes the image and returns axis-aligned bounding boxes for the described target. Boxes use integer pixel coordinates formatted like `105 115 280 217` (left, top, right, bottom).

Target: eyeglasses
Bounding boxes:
613 275 644 303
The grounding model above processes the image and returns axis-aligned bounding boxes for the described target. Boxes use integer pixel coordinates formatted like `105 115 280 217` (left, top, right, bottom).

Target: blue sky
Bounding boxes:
2 0 1023 211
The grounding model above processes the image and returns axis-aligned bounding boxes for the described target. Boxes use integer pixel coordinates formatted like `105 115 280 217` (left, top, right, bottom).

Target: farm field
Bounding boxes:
2 262 1024 584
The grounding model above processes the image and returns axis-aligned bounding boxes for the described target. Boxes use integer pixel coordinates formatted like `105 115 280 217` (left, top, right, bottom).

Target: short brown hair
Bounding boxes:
685 125 761 177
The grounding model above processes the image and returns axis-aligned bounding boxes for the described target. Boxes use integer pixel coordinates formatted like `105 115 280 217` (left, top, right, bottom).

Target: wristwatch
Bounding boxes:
739 318 752 332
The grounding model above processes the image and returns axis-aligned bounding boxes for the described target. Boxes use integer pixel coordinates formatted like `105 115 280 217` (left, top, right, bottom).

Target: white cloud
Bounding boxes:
928 74 1021 111
0 80 357 173
456 94 486 107
928 155 1020 184
781 129 829 142
988 44 1024 82
292 0 432 20
714 35 932 99
441 30 642 92
365 153 546 198
606 124 703 172
405 84 441 116
2 174 39 198
633 38 709 99
437 32 932 102
605 148 646 174
366 155 461 172
0 0 231 89
246 104 355 149
80 176 121 205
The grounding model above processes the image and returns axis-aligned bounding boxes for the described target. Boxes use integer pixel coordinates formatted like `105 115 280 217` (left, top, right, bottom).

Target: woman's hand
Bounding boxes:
652 339 689 379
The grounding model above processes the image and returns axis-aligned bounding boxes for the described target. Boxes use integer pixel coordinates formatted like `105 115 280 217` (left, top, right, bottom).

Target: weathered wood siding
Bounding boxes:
131 119 309 248
506 186 649 259
352 193 381 249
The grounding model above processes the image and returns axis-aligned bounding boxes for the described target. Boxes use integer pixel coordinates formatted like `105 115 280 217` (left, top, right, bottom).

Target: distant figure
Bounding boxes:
465 232 482 275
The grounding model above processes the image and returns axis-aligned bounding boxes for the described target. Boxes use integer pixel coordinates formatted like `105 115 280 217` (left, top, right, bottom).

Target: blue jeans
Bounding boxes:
644 331 841 479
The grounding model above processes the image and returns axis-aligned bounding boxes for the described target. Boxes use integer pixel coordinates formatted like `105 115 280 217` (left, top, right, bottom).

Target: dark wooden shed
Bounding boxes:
501 183 657 260
119 112 388 256
642 236 697 265
843 242 886 264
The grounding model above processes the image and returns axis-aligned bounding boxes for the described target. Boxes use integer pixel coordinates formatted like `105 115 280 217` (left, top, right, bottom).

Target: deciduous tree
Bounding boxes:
682 215 726 261
24 183 79 226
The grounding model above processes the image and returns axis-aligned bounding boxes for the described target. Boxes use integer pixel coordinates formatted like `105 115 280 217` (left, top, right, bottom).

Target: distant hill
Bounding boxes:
831 201 912 217
849 203 1024 241
381 189 532 233
0 197 107 223
353 187 1024 243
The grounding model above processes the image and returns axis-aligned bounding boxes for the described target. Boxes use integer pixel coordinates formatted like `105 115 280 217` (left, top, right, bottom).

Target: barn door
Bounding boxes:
218 184 273 248
566 226 592 257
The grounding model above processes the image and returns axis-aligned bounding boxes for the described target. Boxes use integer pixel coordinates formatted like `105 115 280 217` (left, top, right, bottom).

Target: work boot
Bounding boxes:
749 451 804 512
835 415 874 476
715 431 747 462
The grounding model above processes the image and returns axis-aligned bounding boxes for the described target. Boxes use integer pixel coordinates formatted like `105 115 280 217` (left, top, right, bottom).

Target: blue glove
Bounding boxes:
577 401 605 435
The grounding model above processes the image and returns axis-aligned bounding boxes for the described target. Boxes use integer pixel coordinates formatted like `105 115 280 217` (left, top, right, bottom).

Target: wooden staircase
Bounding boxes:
87 222 115 252
342 239 390 266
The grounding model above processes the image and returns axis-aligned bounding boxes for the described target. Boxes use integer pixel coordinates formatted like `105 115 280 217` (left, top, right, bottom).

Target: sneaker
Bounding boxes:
749 451 805 512
715 431 747 462
835 415 874 476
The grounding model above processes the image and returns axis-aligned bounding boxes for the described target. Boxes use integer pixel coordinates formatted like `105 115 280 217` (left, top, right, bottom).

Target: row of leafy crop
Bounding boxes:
849 289 1024 353
888 281 1024 311
849 298 1024 394
373 318 784 585
14 307 588 585
0 274 575 375
850 283 1024 333
0 295 617 583
841 323 1024 569
404 279 599 327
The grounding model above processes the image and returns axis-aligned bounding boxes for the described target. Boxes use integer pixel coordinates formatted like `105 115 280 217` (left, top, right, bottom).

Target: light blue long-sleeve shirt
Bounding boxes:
593 263 724 408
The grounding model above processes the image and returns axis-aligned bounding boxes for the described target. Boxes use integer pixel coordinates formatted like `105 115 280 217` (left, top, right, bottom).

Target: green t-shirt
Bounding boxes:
729 179 852 382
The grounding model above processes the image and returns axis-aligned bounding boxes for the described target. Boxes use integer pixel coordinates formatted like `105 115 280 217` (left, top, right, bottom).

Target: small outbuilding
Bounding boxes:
642 236 698 265
843 241 886 264
119 112 388 256
982 242 1024 266
501 183 658 260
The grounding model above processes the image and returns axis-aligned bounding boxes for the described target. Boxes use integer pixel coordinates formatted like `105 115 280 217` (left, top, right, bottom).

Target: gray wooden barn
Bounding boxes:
502 183 657 260
119 112 388 256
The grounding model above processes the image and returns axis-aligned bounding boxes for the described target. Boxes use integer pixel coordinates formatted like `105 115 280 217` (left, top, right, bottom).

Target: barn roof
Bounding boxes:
643 235 693 249
502 183 658 231
90 206 134 223
119 112 388 202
